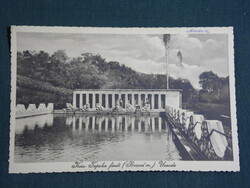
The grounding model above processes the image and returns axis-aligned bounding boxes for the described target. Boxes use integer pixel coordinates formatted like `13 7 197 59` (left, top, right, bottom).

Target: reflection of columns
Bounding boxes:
159 117 162 131
111 119 115 132
138 120 141 132
66 117 73 126
79 94 83 108
131 117 135 131
86 93 89 105
164 94 167 109
105 94 109 108
98 118 102 131
79 117 82 131
105 118 108 131
92 117 95 131
115 117 119 130
151 117 155 132
152 94 155 109
138 94 141 106
118 116 122 131
72 116 76 131
73 93 76 107
124 117 128 132
158 94 161 109
145 117 149 132
93 94 96 109
85 117 89 131
132 94 135 106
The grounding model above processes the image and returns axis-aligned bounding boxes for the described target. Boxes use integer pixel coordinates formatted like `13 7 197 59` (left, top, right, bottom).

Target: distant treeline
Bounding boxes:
17 50 230 109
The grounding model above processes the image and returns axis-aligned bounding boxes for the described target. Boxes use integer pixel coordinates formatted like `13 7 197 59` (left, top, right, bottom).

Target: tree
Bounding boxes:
51 50 68 64
199 71 221 93
198 71 229 103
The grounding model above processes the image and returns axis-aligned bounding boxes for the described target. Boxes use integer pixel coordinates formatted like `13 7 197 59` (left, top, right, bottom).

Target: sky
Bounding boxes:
17 32 229 89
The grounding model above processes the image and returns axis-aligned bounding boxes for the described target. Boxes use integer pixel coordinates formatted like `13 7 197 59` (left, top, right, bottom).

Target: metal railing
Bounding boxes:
165 105 233 160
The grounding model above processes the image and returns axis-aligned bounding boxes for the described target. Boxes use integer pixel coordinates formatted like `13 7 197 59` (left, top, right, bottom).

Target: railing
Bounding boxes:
166 105 233 160
16 103 54 118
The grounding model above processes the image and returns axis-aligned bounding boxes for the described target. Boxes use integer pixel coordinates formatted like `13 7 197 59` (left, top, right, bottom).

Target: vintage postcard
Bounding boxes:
9 26 239 173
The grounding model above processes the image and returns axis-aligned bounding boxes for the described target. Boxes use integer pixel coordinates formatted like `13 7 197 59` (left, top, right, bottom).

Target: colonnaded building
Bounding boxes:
73 89 182 111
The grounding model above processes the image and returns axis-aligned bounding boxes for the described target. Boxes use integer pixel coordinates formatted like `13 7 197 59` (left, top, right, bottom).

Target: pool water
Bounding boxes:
15 114 182 162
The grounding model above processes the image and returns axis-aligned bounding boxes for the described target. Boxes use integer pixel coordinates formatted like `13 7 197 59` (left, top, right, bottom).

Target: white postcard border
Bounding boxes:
9 26 240 173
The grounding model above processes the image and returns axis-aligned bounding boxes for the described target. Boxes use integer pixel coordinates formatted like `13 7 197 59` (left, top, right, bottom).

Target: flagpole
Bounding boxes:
165 46 169 89
163 34 170 89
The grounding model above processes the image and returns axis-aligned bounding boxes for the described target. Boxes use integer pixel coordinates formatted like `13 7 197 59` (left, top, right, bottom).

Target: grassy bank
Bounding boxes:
17 75 73 109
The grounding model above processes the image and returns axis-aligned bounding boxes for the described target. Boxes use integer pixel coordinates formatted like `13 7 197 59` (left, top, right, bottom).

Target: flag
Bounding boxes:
177 50 183 65
163 34 170 47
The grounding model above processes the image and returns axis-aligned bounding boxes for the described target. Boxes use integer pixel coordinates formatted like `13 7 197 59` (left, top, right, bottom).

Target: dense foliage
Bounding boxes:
16 50 229 109
198 71 230 104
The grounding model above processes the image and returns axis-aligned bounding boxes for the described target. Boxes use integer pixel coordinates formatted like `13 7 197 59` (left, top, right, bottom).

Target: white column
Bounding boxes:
105 94 109 108
86 93 89 105
73 92 76 107
99 94 102 107
138 94 141 106
124 94 128 106
79 93 83 108
93 93 96 109
118 93 121 101
158 94 161 109
132 94 135 106
152 94 155 109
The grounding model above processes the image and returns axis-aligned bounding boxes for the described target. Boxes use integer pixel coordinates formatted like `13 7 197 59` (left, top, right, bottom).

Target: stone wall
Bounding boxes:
16 103 54 118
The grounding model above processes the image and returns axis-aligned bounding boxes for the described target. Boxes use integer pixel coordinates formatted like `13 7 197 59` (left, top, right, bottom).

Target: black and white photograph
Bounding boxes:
9 26 239 173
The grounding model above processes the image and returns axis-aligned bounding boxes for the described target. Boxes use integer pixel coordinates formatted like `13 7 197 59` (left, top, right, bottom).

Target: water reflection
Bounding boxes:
15 114 54 134
15 114 181 162
66 115 164 133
